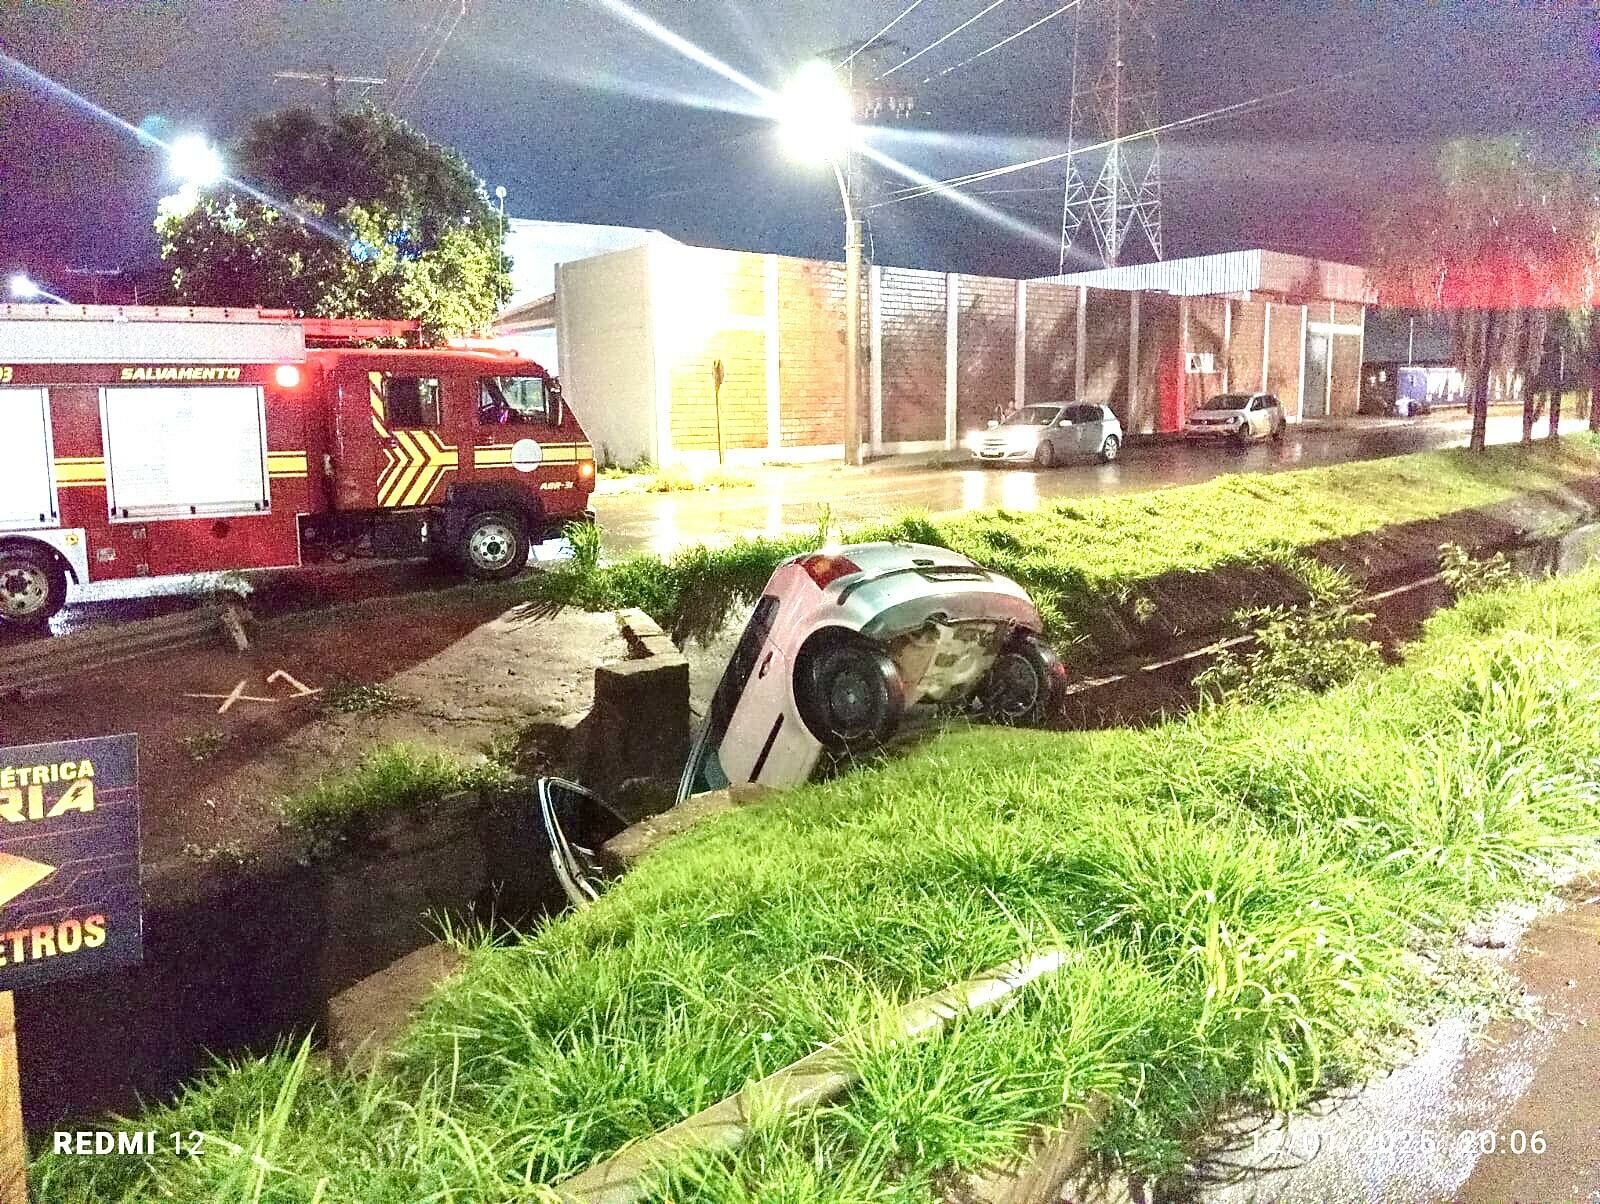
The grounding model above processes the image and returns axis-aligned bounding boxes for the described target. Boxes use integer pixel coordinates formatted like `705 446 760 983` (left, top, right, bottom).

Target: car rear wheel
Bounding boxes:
1099 434 1121 463
798 639 905 751
457 510 530 580
0 546 67 628
1271 421 1285 442
977 633 1064 725
1034 439 1056 469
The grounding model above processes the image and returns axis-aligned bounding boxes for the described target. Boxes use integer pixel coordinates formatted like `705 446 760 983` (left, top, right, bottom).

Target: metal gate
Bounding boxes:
1303 335 1331 419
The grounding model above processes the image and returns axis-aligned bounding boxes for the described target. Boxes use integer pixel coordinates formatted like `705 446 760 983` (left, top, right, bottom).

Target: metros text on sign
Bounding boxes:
0 736 142 991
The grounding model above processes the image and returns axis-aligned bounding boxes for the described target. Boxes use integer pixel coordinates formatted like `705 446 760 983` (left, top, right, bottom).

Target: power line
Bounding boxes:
273 67 387 117
920 0 1082 84
840 0 927 67
877 0 1010 80
394 2 454 102
879 62 1394 207
399 0 468 109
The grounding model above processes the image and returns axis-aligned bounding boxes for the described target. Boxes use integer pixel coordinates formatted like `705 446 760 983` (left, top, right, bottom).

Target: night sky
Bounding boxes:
1 1 1592 292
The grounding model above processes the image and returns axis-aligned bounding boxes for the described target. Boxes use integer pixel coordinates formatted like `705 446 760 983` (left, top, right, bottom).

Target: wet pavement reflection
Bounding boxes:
595 413 1525 557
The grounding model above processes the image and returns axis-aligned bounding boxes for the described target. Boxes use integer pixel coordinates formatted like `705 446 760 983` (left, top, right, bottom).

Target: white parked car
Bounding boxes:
969 403 1124 467
679 541 1065 801
1185 393 1287 444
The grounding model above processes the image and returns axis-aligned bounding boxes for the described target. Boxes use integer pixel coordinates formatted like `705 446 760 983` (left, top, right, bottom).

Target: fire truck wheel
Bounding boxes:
0 546 67 628
458 511 530 580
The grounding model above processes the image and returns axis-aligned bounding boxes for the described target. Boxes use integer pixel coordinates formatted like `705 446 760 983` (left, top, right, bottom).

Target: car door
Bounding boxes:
1247 396 1268 438
1056 406 1083 456
1077 405 1107 455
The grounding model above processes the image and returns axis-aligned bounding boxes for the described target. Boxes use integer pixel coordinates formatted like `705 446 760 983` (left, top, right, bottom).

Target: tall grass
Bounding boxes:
533 437 1600 643
36 565 1600 1203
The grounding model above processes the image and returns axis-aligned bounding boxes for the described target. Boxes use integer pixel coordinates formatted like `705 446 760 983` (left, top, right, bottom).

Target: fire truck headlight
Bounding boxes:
274 364 302 388
579 461 595 479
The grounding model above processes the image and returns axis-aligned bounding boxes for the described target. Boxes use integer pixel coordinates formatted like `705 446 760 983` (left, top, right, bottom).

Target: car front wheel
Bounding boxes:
1034 439 1056 469
457 510 530 580
1100 434 1121 463
798 639 905 751
977 633 1064 725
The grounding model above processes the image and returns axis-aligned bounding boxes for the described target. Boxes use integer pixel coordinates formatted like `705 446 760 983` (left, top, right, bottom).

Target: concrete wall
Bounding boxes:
555 244 658 467
557 240 1368 466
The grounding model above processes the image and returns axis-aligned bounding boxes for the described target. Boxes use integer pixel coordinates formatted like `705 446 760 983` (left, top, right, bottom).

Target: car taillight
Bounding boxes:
799 553 861 588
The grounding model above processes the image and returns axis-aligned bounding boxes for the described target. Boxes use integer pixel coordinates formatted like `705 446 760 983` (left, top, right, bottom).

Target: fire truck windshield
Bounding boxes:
479 376 549 426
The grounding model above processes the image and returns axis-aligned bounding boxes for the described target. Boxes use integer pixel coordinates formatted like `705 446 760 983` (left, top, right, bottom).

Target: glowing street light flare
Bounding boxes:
8 273 68 304
775 60 855 161
168 132 224 187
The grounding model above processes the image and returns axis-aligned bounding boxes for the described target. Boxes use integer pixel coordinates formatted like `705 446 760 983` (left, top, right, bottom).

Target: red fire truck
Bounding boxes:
0 304 595 627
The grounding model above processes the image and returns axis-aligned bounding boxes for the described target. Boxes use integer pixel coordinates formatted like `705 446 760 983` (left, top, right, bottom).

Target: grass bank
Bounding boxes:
546 437 1600 643
38 564 1600 1202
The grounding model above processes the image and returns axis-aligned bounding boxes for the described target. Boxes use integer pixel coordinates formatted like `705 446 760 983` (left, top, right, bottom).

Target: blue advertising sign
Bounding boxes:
0 735 142 992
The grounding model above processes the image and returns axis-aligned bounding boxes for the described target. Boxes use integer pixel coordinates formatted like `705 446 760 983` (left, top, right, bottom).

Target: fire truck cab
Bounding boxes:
0 305 595 627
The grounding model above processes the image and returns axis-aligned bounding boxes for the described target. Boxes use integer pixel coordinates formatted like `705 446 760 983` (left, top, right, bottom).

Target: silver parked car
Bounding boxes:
969 403 1124 467
1185 393 1287 445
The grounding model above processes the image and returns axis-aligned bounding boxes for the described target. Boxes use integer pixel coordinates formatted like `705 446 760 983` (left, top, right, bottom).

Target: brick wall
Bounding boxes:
775 256 846 449
669 329 767 451
1266 302 1304 416
1135 293 1180 434
956 276 1016 432
1083 288 1131 417
1186 297 1227 414
1024 282 1077 404
1228 299 1265 393
665 250 768 452
879 267 947 443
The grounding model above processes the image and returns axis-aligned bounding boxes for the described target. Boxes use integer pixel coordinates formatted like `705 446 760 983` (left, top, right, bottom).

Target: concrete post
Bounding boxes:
869 265 884 451
1013 280 1027 407
945 273 960 448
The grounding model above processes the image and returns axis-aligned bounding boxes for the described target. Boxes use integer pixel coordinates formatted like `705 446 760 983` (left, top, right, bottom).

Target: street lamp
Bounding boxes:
8 273 68 305
777 61 865 466
168 133 224 188
494 184 508 246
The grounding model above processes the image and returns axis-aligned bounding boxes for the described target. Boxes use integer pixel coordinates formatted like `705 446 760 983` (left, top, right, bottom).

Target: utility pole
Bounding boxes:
62 266 122 305
820 38 915 465
272 66 387 117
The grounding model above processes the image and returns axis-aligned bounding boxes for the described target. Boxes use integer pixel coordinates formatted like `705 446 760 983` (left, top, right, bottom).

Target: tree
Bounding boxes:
155 106 509 340
1369 137 1596 450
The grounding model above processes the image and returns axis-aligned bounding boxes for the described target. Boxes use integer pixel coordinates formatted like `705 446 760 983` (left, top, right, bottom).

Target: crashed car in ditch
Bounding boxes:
539 541 1065 906
677 540 1064 800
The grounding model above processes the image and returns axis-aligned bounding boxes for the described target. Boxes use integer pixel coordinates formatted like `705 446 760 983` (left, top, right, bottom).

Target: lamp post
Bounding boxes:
778 61 866 466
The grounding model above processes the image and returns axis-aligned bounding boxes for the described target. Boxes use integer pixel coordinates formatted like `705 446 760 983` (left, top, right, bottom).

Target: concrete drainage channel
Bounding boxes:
12 606 694 1128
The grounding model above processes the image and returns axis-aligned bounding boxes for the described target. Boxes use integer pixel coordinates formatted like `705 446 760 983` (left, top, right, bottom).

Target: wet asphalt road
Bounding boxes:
593 411 1527 557
13 410 1527 637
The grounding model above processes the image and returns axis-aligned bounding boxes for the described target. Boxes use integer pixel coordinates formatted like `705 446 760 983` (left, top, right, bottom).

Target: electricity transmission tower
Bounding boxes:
1058 0 1163 270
